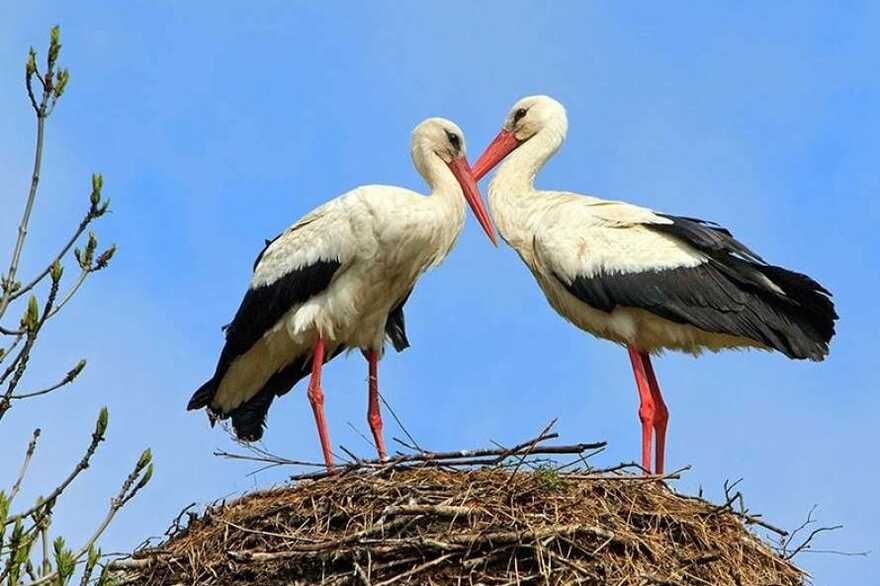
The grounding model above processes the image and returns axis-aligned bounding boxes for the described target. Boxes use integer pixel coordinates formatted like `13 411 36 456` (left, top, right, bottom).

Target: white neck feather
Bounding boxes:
489 123 565 247
415 151 466 226
499 125 564 189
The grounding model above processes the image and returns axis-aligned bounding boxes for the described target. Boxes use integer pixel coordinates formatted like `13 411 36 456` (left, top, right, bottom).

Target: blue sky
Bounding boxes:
1 2 877 582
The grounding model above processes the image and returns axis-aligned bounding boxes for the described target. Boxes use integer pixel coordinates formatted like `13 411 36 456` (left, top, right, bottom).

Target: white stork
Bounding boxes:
472 95 837 474
188 118 496 470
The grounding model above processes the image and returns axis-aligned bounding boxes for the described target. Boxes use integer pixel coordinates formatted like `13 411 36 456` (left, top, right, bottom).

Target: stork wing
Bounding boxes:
230 207 351 358
188 201 358 411
646 213 765 264
533 195 835 360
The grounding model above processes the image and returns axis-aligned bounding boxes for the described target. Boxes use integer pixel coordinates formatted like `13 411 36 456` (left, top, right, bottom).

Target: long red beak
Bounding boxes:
447 157 497 246
472 129 522 182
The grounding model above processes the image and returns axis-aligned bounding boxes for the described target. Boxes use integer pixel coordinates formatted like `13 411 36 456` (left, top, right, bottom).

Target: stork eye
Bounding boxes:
445 130 461 150
513 108 528 123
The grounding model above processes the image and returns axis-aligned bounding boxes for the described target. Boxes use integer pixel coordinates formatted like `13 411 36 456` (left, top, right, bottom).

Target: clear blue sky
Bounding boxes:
1 2 877 582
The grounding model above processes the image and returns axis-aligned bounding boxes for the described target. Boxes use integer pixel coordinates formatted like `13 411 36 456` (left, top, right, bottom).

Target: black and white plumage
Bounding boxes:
188 117 496 468
558 213 835 361
472 95 837 474
187 258 343 439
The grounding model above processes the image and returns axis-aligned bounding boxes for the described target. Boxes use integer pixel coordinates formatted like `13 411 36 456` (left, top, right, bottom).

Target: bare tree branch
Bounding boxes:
0 278 60 420
1 27 149 586
6 409 108 527
21 451 153 586
9 205 104 303
779 505 845 560
10 360 85 400
0 332 24 365
9 429 41 502
0 53 52 321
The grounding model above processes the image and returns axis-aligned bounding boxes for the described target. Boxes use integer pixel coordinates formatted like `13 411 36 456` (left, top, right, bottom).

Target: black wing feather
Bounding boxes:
557 214 837 360
187 258 341 412
253 233 282 271
222 259 340 363
650 214 765 263
385 288 413 352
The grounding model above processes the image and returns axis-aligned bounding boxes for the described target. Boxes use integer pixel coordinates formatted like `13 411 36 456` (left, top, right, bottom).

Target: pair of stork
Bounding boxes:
188 96 837 474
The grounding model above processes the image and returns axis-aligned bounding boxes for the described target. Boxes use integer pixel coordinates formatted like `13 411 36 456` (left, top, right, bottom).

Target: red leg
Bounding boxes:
307 336 334 471
366 350 387 461
640 351 668 474
627 345 655 473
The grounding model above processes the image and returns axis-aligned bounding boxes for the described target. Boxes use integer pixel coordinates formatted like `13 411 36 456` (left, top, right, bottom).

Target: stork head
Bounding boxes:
472 95 568 181
411 118 496 245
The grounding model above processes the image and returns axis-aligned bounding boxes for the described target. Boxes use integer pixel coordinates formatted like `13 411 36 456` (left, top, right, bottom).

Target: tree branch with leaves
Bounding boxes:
1 26 152 586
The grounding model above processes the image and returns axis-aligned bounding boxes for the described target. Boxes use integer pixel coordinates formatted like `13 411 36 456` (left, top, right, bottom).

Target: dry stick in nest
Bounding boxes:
780 505 847 560
678 481 791 538
294 439 609 481
214 426 607 482
227 523 626 562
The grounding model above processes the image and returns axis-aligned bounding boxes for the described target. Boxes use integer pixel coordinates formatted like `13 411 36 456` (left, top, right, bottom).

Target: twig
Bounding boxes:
492 427 559 466
741 514 789 538
0 274 59 420
9 429 41 502
348 421 377 451
214 449 325 468
22 450 152 586
783 506 843 560
639 571 684 586
795 548 869 557
0 333 24 365
9 208 100 302
6 413 106 526
286 440 607 482
228 523 624 562
377 391 422 452
106 557 158 571
681 480 790 538
40 524 50 577
566 465 690 482
163 503 197 537
44 269 89 320
353 561 371 585
0 342 26 385
0 101 47 321
373 553 454 586
227 514 420 557
392 436 420 452
339 445 364 464
381 504 472 517
507 419 558 483
11 362 82 400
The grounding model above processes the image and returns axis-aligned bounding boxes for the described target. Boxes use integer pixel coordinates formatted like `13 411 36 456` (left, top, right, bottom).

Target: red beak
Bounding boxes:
472 129 522 182
447 157 497 246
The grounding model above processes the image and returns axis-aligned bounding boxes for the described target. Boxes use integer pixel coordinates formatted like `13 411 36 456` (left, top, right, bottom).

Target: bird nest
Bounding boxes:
109 434 808 585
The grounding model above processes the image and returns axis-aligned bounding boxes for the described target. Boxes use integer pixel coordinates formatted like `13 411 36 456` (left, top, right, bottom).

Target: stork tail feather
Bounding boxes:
187 379 217 411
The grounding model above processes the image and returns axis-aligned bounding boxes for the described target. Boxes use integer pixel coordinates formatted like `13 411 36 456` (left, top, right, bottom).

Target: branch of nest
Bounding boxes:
215 420 608 483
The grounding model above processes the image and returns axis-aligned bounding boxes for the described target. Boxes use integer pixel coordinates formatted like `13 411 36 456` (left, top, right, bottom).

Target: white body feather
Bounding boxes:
214 181 465 413
488 120 764 356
